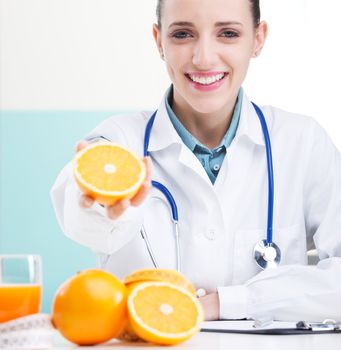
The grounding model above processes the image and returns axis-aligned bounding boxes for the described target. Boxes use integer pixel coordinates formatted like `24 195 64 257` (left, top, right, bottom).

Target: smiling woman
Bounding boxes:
51 0 341 324
152 0 267 147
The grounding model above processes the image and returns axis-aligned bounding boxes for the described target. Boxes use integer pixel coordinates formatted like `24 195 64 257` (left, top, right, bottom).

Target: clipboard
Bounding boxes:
201 320 341 335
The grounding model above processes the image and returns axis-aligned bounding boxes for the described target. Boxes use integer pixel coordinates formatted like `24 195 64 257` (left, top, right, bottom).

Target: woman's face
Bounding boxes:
153 0 267 114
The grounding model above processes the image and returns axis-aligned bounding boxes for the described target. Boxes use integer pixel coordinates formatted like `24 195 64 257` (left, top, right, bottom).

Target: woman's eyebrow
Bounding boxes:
168 21 194 28
168 21 243 29
215 21 243 27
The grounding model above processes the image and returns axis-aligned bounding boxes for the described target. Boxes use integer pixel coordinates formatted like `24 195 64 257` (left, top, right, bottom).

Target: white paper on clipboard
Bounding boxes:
200 320 341 335
201 320 296 332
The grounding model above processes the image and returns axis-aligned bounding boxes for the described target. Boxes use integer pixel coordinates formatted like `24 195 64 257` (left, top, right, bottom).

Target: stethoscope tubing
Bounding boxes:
151 181 179 221
140 103 278 271
140 225 159 268
143 111 157 158
252 102 274 245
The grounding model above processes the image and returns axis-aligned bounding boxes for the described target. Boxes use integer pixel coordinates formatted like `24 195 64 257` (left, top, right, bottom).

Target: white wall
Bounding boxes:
1 0 341 148
246 0 341 149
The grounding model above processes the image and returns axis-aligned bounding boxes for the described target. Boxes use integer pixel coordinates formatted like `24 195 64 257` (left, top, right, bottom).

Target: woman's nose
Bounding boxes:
192 38 217 69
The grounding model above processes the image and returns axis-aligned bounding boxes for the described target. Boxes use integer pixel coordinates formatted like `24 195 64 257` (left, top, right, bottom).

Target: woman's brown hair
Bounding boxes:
156 0 261 29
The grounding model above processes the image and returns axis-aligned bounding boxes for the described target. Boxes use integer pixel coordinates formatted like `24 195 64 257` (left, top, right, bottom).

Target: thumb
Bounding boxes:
79 194 94 208
76 140 88 153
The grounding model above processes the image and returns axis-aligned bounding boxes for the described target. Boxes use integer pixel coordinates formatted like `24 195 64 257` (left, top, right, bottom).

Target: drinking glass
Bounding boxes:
0 255 42 323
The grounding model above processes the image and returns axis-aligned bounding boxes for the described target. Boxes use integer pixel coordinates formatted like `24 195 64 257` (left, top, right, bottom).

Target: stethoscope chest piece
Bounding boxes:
254 239 281 269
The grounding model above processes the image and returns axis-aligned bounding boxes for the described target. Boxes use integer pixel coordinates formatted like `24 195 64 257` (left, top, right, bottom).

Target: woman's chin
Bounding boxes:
188 100 229 115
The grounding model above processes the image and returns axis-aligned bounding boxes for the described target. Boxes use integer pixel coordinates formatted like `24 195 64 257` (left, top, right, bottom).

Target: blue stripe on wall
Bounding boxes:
0 110 128 313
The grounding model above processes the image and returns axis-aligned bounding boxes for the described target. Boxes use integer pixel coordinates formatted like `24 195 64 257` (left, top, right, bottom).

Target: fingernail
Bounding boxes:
108 209 118 220
122 200 130 209
84 197 93 206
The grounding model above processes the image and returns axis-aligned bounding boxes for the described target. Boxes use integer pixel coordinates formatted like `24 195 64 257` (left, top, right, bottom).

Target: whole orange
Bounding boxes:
52 269 127 345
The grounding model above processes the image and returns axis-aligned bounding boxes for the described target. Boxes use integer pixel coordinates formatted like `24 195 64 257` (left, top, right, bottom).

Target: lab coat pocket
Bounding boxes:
232 223 307 285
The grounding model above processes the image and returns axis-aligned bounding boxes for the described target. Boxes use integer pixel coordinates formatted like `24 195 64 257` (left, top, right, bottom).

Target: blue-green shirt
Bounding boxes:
166 87 243 184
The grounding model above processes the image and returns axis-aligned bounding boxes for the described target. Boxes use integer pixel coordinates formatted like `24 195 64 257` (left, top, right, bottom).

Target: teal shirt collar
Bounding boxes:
165 86 243 152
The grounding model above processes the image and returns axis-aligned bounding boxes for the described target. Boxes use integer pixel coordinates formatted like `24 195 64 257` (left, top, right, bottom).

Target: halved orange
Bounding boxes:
124 269 196 295
119 269 197 342
127 282 204 345
73 142 146 205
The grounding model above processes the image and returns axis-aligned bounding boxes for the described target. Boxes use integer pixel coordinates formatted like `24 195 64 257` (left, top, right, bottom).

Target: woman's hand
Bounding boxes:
199 292 220 321
76 140 152 220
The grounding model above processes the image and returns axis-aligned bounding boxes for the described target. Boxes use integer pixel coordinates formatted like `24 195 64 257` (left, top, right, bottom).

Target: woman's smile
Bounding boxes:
185 71 229 92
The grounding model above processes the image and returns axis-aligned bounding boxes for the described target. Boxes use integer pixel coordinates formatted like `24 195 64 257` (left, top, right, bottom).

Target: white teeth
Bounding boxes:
188 73 225 85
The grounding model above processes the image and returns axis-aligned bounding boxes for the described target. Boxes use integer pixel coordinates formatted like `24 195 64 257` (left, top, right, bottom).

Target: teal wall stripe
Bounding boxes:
0 110 129 313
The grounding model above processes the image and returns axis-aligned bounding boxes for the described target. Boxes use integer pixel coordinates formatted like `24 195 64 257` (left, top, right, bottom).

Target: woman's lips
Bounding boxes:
185 72 229 91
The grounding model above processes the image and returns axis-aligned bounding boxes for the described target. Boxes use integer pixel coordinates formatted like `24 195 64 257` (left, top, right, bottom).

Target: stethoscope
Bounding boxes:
140 102 281 274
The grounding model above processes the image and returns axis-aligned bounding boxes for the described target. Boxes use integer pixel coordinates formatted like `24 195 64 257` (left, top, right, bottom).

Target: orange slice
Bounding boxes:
73 142 146 205
124 269 196 295
120 269 197 342
127 282 204 345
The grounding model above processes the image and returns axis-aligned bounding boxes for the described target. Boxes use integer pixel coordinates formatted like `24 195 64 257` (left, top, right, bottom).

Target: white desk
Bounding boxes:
52 330 341 350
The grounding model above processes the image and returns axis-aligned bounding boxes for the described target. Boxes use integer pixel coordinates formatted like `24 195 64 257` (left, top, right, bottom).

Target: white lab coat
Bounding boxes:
51 89 341 322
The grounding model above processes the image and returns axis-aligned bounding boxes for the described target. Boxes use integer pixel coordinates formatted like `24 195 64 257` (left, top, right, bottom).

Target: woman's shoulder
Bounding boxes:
261 104 337 158
84 110 154 155
243 92 325 142
262 104 328 140
92 109 153 129
263 104 316 128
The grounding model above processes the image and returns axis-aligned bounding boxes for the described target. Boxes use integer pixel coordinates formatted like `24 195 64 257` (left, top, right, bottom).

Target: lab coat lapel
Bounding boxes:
214 93 272 189
214 93 274 229
147 90 272 186
178 144 211 184
148 91 213 185
235 93 273 146
147 91 180 152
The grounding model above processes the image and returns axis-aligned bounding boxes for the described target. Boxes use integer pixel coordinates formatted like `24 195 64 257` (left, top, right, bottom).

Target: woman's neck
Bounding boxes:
171 89 238 149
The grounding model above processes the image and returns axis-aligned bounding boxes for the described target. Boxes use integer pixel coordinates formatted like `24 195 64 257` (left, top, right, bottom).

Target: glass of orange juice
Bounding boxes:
0 255 42 323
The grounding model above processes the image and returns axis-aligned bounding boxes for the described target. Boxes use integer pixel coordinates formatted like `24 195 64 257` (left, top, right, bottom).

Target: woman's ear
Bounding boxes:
252 21 268 58
153 23 165 60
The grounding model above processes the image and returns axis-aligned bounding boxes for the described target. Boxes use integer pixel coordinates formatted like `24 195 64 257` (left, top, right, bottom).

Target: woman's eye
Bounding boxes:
172 31 191 39
221 31 239 38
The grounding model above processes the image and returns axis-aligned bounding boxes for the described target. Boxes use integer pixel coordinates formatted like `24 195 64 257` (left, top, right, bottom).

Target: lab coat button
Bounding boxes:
213 163 220 171
196 288 207 298
205 229 216 240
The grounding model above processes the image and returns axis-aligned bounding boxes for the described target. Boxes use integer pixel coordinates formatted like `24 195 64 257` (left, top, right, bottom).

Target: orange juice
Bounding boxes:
0 284 41 322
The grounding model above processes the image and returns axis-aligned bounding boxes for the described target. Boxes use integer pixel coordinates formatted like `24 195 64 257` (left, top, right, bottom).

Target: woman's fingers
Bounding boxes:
130 181 151 207
76 140 88 152
106 200 130 220
79 194 95 208
79 153 151 218
80 195 131 220
144 156 152 183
